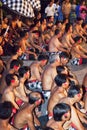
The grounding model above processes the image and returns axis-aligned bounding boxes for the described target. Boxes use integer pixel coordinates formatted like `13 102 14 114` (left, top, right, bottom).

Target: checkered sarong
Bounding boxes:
2 0 41 18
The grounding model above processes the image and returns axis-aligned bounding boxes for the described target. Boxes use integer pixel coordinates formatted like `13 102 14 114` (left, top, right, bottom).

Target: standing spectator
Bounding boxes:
45 0 55 17
79 0 87 22
54 0 60 23
62 0 71 19
70 0 77 24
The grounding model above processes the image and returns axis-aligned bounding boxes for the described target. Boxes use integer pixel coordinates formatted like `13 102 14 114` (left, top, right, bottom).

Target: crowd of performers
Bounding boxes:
0 0 87 130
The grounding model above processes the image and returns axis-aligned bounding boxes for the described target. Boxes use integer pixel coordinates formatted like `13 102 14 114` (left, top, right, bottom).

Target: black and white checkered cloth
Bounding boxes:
2 0 41 18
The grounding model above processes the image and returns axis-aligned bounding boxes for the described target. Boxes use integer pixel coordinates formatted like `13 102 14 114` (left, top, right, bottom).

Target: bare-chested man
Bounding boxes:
71 36 87 58
59 85 85 130
48 29 67 53
62 23 75 51
19 30 37 60
13 91 43 130
47 103 71 130
72 17 87 41
0 101 16 130
1 73 20 110
0 59 21 94
24 54 48 92
48 74 69 119
14 66 30 104
6 45 23 70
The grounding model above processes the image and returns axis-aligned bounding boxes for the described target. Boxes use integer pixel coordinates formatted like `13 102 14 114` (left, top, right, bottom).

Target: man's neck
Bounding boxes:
0 119 9 127
20 77 26 84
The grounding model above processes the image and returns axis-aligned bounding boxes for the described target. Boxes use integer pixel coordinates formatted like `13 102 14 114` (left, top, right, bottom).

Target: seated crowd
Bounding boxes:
0 0 87 130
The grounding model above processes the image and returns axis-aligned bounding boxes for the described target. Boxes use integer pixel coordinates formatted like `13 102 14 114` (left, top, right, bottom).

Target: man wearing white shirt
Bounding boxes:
45 0 55 17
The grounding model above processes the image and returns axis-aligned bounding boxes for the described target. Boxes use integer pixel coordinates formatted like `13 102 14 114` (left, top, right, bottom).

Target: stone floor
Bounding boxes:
69 64 87 85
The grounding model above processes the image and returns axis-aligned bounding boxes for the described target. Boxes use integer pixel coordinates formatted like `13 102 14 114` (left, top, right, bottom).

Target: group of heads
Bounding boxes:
49 51 70 65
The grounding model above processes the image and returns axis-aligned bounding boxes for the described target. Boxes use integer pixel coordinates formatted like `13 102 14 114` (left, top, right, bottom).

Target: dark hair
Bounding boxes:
34 19 40 25
65 23 72 33
13 45 20 54
38 54 49 61
73 36 82 43
53 103 71 121
59 51 70 59
55 29 60 35
77 17 83 22
18 66 30 77
56 65 65 74
5 73 15 86
63 18 68 23
68 85 81 98
28 91 42 104
82 22 87 28
10 59 20 69
0 101 13 119
55 74 67 86
20 30 29 37
40 18 46 24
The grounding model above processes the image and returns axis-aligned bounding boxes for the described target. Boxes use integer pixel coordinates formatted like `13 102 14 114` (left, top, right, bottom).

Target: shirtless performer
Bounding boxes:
0 101 16 130
19 30 37 60
14 66 30 104
9 59 21 74
0 59 21 95
73 36 87 58
13 91 43 130
59 85 85 130
72 17 87 41
48 74 69 119
6 45 23 70
62 23 75 52
42 52 70 97
28 30 44 56
47 103 71 130
1 73 20 110
24 54 48 92
48 29 68 53
71 36 87 65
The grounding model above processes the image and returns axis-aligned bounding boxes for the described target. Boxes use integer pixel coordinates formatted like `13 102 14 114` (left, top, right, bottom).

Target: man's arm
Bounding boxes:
33 67 41 81
27 114 36 130
71 106 84 130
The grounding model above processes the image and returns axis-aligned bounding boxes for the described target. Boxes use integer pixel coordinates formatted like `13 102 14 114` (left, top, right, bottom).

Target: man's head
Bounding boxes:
20 30 29 39
49 53 60 64
5 73 19 87
38 54 49 66
0 101 13 120
10 59 21 72
56 65 69 75
53 103 71 121
73 36 83 44
55 74 69 89
13 45 23 56
76 17 83 25
59 52 70 65
67 85 82 102
28 91 44 106
18 66 30 79
65 23 72 33
55 29 62 38
32 30 40 39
